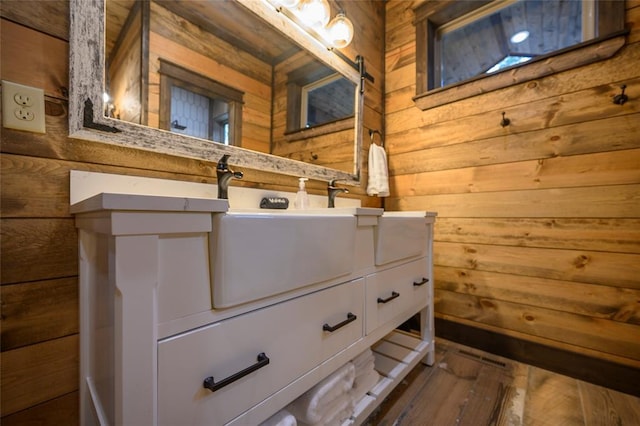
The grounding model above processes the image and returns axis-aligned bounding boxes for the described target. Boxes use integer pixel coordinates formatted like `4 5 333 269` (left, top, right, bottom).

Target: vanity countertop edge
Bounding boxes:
70 192 230 214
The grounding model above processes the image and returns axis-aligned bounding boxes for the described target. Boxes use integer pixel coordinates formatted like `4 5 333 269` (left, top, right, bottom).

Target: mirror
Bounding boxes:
70 0 363 184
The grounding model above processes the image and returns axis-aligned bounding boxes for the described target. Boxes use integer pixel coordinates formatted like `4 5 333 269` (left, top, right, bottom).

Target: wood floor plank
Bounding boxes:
523 368 583 426
398 351 483 425
458 364 514 426
579 380 640 426
364 338 640 426
365 339 450 425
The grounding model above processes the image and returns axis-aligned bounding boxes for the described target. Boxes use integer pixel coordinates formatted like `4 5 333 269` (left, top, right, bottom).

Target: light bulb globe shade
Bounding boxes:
327 13 353 48
298 0 330 28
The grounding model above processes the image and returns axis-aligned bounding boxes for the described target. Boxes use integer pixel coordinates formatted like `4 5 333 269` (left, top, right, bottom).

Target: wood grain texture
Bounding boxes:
0 1 69 40
579 380 640 425
1 277 78 351
435 266 640 325
433 241 640 288
388 184 640 218
0 19 68 98
366 338 640 425
523 368 583 425
435 290 640 361
392 149 640 196
434 217 640 253
1 335 79 417
398 351 483 425
0 219 78 285
436 314 640 370
0 392 79 426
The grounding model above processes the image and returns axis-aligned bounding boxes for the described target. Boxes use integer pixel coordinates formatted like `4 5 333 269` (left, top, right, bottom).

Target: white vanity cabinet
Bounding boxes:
365 258 429 336
158 278 364 426
72 191 435 426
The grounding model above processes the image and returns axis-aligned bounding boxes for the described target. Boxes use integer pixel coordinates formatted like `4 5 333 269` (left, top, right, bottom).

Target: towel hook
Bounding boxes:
369 129 384 147
500 112 511 127
613 84 628 105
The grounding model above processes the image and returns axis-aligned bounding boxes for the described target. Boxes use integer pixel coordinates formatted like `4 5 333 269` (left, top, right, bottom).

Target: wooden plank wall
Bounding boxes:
0 1 383 422
385 0 640 370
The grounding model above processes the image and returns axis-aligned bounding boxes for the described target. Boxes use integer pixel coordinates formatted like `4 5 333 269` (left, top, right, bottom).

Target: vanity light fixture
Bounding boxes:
327 12 354 48
269 0 354 49
298 0 330 28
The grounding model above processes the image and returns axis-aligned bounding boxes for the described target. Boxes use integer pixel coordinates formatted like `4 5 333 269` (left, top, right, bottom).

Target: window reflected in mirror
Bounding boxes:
159 60 243 146
169 86 229 143
302 74 355 128
286 60 356 134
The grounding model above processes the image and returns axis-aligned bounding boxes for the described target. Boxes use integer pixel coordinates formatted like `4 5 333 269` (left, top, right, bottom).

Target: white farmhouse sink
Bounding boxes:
374 211 428 266
209 210 358 308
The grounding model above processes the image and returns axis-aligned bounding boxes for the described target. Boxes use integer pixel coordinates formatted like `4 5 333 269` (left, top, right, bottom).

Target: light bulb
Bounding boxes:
298 0 330 28
327 12 353 48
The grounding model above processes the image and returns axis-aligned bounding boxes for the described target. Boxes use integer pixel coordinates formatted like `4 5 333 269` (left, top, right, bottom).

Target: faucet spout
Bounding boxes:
327 179 349 208
216 154 243 199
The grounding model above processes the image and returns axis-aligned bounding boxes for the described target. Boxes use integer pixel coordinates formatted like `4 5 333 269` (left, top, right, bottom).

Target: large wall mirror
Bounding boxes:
69 0 364 184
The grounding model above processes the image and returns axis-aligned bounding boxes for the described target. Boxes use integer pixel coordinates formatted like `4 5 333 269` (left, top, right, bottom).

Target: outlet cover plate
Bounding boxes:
2 80 46 134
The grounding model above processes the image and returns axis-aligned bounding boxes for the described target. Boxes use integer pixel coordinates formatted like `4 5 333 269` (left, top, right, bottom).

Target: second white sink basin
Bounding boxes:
374 211 428 266
210 211 357 308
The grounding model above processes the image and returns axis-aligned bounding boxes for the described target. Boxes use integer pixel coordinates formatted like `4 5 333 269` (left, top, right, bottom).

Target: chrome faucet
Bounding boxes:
216 154 243 199
327 179 349 208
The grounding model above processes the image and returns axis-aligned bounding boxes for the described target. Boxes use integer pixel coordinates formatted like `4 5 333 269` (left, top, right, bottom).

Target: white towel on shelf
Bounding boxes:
298 394 355 426
366 143 389 197
352 369 380 403
259 409 298 426
287 362 356 424
352 348 375 373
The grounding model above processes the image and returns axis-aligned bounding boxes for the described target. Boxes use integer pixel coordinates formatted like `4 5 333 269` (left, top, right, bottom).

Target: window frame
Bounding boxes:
285 61 356 139
158 60 244 145
413 0 627 111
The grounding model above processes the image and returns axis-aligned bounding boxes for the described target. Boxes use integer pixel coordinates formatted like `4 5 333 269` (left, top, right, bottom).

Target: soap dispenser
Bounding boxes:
294 178 310 209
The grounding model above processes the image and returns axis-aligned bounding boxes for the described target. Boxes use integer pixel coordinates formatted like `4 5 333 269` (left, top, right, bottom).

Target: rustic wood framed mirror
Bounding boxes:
69 0 364 184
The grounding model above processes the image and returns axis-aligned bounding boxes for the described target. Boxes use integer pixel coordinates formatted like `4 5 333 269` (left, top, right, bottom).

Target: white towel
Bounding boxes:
352 369 380 402
298 394 355 426
366 143 389 197
287 363 356 424
260 409 298 426
352 348 374 372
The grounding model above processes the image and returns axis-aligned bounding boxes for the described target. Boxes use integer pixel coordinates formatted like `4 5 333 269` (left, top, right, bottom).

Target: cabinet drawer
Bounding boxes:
365 259 428 335
158 278 364 425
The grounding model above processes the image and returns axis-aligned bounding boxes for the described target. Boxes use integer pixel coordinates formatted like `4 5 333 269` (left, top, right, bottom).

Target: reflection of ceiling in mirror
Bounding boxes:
106 0 303 66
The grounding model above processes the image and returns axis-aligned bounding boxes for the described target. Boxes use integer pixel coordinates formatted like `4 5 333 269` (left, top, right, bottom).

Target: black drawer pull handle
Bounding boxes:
413 277 429 286
203 352 269 393
323 312 357 332
377 291 400 304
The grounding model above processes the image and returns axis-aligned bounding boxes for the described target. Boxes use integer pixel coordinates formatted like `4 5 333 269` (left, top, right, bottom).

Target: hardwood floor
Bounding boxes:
364 338 640 426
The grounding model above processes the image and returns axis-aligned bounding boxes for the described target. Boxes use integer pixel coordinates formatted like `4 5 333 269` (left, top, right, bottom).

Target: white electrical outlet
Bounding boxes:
2 80 46 133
